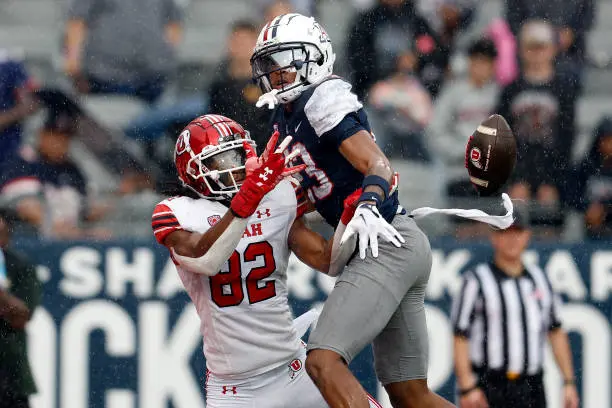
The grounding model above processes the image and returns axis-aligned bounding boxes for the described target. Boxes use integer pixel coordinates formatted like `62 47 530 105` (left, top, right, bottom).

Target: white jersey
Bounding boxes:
152 180 302 379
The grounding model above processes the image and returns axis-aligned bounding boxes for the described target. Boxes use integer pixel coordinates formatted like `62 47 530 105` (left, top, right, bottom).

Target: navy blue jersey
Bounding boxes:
270 78 399 227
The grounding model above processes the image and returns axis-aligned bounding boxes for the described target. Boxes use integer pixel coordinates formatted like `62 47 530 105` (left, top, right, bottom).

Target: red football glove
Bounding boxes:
232 135 305 218
340 188 362 225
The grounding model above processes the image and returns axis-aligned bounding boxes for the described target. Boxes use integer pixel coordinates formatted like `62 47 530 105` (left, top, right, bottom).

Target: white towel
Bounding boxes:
410 193 515 230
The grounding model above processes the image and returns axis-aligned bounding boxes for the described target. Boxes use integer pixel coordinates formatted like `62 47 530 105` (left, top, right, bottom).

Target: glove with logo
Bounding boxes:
231 135 305 218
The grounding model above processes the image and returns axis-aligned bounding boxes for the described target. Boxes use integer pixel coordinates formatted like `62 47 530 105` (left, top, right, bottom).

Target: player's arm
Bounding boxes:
288 188 361 275
287 217 332 274
305 81 394 206
162 210 246 259
338 130 393 205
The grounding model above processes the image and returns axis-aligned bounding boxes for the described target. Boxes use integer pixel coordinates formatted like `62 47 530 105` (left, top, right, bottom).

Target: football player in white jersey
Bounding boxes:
151 114 382 408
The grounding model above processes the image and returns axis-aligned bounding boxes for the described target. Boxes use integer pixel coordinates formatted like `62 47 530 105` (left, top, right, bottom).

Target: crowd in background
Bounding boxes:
1 0 610 241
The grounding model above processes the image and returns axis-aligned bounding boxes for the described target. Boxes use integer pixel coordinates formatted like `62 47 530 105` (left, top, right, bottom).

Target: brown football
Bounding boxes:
465 114 517 196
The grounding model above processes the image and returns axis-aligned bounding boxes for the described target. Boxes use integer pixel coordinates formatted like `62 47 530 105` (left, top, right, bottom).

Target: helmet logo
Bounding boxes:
313 22 329 43
176 130 191 155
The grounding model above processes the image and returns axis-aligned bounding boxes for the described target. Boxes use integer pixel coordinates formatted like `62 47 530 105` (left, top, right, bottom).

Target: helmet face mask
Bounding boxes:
251 14 336 103
252 44 316 95
195 141 247 195
174 115 254 200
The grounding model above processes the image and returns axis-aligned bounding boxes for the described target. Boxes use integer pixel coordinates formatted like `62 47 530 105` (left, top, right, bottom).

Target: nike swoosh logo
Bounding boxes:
295 121 302 133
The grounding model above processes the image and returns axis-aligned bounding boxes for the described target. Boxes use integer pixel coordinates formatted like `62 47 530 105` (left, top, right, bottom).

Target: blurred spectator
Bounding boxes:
208 20 270 149
428 38 499 193
368 50 432 161
0 211 41 408
496 20 579 206
346 0 434 99
0 51 38 164
505 0 594 75
572 117 612 240
63 0 183 104
416 0 476 43
0 102 109 239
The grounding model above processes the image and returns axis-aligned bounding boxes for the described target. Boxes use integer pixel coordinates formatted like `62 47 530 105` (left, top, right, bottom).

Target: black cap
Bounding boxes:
468 38 498 59
35 89 82 135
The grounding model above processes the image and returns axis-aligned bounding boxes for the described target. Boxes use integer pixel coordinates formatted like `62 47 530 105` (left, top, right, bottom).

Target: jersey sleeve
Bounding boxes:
152 203 183 245
304 79 365 142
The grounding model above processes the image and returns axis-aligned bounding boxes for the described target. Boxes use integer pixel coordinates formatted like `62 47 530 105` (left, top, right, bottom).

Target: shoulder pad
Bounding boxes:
304 79 363 137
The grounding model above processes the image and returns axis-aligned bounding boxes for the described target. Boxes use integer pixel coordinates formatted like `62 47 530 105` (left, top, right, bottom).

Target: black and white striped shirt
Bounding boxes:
451 262 563 375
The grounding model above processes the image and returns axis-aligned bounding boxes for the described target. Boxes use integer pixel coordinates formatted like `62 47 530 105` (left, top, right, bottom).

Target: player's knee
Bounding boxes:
305 349 344 381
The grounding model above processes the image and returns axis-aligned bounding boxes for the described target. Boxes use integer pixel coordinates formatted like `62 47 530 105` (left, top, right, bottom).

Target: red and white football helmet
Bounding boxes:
174 114 255 199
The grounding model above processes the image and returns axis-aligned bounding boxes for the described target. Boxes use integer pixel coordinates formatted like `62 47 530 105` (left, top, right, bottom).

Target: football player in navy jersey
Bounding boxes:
251 13 456 408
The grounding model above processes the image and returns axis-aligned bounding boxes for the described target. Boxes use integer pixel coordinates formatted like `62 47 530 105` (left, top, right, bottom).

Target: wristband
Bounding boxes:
358 191 383 206
362 175 390 200
563 379 575 386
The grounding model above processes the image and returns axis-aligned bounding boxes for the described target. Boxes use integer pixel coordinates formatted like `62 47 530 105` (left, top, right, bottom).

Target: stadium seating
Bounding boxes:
3 0 612 238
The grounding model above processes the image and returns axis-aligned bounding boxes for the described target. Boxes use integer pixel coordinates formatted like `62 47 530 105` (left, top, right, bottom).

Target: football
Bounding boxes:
465 114 517 196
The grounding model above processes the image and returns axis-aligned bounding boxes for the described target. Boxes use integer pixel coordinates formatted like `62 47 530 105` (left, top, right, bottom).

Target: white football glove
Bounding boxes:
255 89 280 110
340 203 405 259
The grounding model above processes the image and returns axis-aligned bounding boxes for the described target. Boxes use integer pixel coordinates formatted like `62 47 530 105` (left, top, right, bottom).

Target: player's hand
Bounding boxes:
244 128 286 176
256 89 280 110
339 172 399 225
231 136 305 218
340 203 405 259
563 384 579 408
460 388 488 408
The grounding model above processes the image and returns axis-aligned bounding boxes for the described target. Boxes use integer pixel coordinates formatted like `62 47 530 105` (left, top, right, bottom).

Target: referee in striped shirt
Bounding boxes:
451 208 579 408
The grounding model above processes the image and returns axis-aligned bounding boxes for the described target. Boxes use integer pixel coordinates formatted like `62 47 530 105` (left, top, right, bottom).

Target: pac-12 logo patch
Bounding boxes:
470 147 483 169
207 215 221 226
288 358 303 380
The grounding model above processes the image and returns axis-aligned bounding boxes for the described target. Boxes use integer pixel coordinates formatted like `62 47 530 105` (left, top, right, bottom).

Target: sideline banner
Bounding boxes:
12 239 611 408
